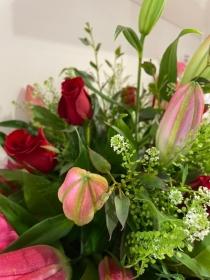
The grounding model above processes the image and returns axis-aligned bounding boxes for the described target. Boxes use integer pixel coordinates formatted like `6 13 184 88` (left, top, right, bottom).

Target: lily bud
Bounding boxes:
181 36 210 84
99 257 133 280
0 245 71 279
58 167 109 226
139 0 166 36
0 214 18 251
156 83 204 160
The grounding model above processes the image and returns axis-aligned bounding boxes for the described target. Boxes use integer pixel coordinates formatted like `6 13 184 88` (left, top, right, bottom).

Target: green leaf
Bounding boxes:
96 43 101 52
142 61 156 76
0 193 36 234
0 132 6 146
139 0 166 36
32 105 66 130
0 120 28 129
90 61 98 70
0 170 62 217
88 148 111 174
115 25 141 53
79 37 90 46
105 195 118 239
114 195 130 229
158 28 201 100
139 174 165 190
80 261 98 280
73 130 90 169
139 107 161 121
6 214 73 251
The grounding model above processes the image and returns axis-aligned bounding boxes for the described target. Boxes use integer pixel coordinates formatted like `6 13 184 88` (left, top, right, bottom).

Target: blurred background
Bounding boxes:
0 0 209 120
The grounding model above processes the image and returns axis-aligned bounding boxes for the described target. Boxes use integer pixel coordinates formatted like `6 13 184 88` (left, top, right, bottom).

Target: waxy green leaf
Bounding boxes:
88 148 111 174
114 195 130 229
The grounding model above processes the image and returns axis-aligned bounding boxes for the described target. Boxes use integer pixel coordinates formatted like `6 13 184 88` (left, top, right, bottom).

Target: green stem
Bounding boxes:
136 35 146 144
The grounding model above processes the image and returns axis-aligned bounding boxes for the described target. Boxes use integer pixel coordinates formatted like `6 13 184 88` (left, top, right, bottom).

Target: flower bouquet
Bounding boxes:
1 0 210 279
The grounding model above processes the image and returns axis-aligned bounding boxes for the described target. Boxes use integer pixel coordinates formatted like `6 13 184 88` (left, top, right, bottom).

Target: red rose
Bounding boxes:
190 176 210 189
58 77 93 125
4 129 56 173
121 86 136 106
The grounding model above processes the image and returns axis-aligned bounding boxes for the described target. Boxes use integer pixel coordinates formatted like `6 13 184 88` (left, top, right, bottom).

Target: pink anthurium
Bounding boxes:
156 82 204 160
0 245 71 279
99 256 133 280
0 214 18 251
58 167 109 226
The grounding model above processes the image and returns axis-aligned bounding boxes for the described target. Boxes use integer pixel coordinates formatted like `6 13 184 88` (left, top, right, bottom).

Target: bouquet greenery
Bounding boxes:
1 0 210 279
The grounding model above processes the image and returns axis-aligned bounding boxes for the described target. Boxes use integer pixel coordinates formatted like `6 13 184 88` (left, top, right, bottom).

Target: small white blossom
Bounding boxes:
169 188 183 206
110 134 129 155
184 206 210 243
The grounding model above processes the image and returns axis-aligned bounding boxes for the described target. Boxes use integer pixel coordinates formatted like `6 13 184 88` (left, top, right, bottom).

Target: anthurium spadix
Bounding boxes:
156 83 204 160
58 167 109 226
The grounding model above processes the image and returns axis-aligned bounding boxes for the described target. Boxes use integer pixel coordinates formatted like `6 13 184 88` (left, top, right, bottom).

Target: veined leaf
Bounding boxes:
158 28 201 100
114 195 130 229
6 214 73 251
88 148 111 174
105 195 118 239
115 25 141 53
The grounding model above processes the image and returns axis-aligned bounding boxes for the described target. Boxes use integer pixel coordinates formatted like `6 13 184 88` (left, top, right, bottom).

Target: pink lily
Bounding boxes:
156 82 204 160
58 167 109 226
99 256 133 280
0 214 18 251
0 245 71 279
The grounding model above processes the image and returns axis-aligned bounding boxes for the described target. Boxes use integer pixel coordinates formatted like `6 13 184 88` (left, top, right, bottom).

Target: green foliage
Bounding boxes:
158 29 201 100
6 214 73 251
0 120 29 129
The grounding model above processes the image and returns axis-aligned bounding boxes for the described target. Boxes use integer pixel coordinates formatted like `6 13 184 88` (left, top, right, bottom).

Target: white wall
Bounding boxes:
0 0 203 122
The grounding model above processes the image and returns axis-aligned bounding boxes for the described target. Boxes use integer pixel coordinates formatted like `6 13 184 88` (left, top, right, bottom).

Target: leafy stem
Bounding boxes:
136 35 146 144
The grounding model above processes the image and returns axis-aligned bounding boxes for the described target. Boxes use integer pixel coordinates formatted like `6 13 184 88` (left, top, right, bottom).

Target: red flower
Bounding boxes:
58 77 93 125
4 129 56 173
190 176 210 189
121 86 136 107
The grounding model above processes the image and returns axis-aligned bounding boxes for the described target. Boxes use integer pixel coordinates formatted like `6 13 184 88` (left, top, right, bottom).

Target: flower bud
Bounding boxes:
181 36 210 84
25 85 45 107
139 0 166 36
58 167 109 226
0 214 18 251
121 86 136 106
156 83 204 160
0 245 71 279
98 256 133 280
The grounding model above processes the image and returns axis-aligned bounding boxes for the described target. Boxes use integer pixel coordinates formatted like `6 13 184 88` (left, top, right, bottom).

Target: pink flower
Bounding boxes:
99 257 133 280
0 214 18 251
25 85 45 107
177 61 186 78
156 83 204 160
58 167 109 226
0 245 71 279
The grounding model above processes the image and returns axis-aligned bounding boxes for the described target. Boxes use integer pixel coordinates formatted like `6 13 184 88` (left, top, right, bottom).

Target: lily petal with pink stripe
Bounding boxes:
156 82 204 160
99 256 133 280
58 167 109 226
0 214 19 251
0 245 71 279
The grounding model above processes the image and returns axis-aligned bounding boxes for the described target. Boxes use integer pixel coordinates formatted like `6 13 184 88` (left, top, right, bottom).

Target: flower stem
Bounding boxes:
136 35 145 144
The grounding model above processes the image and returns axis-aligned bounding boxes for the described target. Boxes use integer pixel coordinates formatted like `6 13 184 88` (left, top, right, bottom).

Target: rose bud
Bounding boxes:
0 214 18 251
98 256 133 280
58 77 93 125
0 245 71 279
25 85 45 107
156 83 204 161
121 86 136 106
4 128 56 173
58 167 108 226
